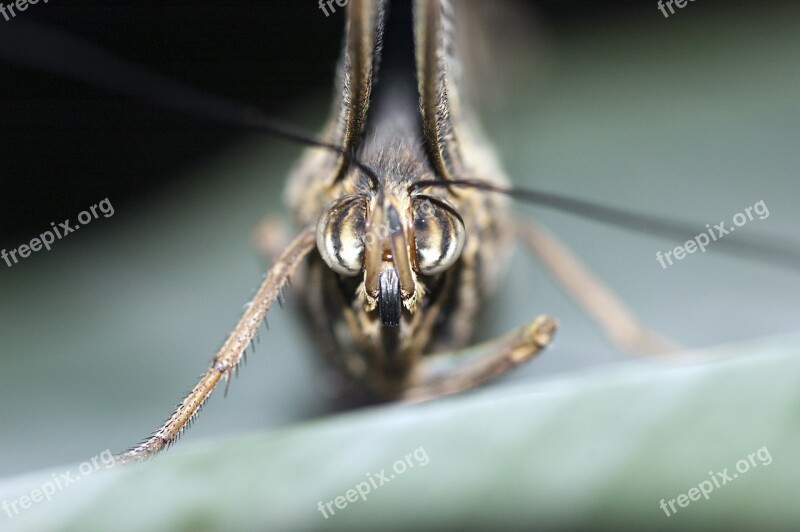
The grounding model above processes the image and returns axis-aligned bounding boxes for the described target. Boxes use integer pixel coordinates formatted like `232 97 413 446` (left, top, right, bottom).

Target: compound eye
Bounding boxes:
412 196 466 275
316 196 367 276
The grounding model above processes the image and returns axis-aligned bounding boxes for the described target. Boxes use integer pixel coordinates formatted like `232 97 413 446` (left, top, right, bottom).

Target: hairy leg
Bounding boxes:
115 226 316 463
403 315 557 402
515 218 678 356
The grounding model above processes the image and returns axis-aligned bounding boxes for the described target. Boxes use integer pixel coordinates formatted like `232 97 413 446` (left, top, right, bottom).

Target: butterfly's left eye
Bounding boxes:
316 196 367 276
411 196 466 275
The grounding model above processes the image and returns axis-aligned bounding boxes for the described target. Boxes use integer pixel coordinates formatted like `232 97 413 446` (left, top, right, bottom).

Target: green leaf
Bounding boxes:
2 334 799 530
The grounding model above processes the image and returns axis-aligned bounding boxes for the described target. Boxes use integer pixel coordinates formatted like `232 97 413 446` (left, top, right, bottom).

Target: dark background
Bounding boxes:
0 0 744 246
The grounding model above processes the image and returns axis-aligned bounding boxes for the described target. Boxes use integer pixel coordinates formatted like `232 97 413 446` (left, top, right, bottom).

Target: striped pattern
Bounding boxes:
413 196 465 275
287 0 514 400
316 195 367 276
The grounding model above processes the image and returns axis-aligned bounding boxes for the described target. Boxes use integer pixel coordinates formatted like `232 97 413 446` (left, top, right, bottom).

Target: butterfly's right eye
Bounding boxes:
316 196 368 276
412 196 466 276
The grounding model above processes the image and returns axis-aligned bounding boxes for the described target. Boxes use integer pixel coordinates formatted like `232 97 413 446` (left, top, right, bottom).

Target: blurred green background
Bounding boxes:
1 1 799 529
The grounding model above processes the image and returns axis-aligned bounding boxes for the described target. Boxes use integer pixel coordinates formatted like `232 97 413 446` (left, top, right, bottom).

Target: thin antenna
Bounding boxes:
410 179 800 273
0 20 381 189
5 21 795 273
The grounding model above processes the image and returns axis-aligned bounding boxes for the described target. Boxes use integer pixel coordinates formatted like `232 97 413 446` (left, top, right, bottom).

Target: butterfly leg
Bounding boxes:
402 315 557 403
515 218 679 356
114 226 317 464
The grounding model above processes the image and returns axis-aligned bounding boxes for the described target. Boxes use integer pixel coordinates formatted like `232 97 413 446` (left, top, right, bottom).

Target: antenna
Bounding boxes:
0 20 381 188
411 179 800 273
